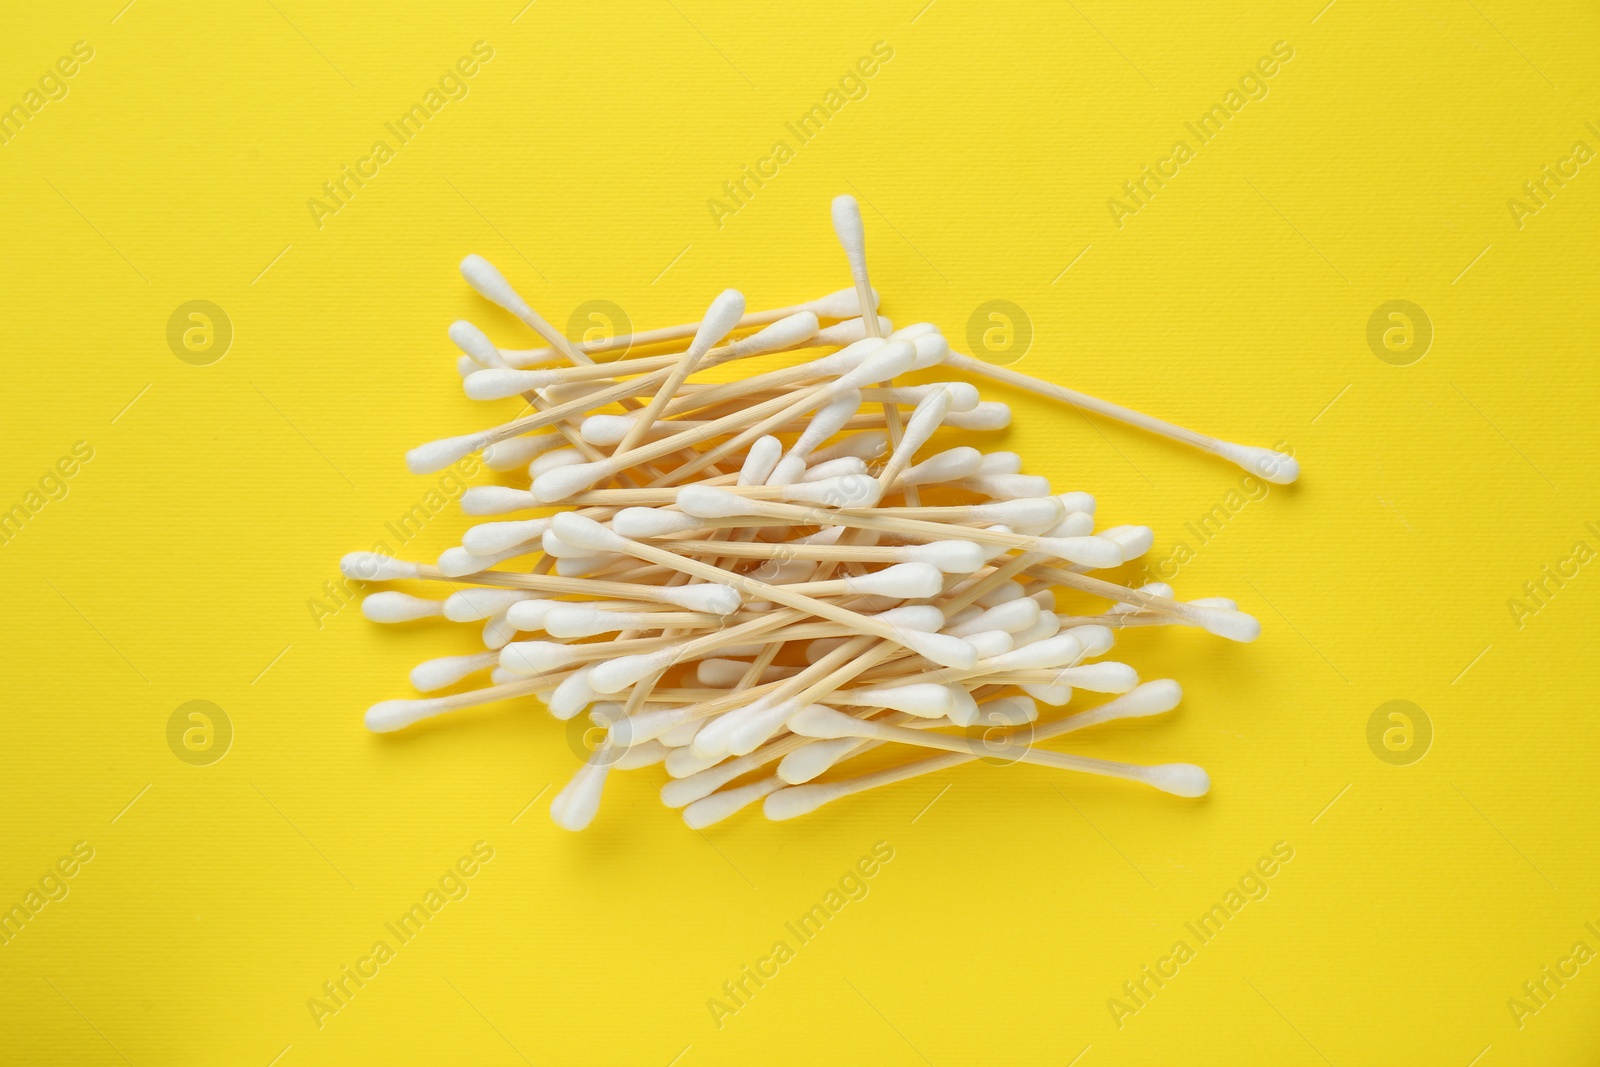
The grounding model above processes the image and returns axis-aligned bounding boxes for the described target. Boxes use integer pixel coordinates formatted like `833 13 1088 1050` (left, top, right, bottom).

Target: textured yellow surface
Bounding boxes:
3 1 1599 1063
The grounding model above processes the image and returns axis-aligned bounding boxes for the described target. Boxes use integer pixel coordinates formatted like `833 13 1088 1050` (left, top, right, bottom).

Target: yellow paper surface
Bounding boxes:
3 2 1598 1063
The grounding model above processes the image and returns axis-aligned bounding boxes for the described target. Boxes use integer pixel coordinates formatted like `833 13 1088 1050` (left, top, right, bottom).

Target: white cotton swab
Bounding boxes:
943 350 1299 484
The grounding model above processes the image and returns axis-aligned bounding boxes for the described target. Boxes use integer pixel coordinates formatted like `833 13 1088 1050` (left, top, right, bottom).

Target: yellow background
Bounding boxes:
3 1 1598 1063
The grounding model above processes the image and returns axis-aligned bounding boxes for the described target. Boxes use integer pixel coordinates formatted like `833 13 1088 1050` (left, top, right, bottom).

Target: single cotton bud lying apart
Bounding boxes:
347 192 1294 834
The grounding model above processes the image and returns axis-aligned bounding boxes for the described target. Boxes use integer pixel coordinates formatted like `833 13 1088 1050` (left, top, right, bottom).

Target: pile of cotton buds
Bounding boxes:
344 195 1299 831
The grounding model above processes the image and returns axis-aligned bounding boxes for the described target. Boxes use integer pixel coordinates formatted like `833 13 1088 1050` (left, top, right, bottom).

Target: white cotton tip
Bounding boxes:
546 667 596 720
870 604 940 630
549 761 611 832
608 508 692 539
794 391 866 458
361 592 443 623
837 341 917 390
973 580 1025 607
1035 536 1124 570
1022 683 1073 706
482 435 553 471
1042 513 1092 542
444 587 532 622
553 554 622 577
683 780 780 828
908 332 951 369
1066 625 1115 658
550 512 629 553
978 451 1022 475
663 746 722 783
695 658 766 688
653 583 742 615
1101 525 1155 561
481 613 518 650
783 474 881 509
990 632 1085 670
544 606 634 639
736 311 820 356
764 454 807 488
691 289 747 354
728 699 804 756
529 450 585 478
898 389 954 453
1144 763 1211 798
940 686 978 727
897 540 985 573
456 354 480 378
688 707 747 759
410 652 496 693
809 431 887 467
589 649 678 694
606 706 685 749
887 322 939 342
788 704 864 740
503 599 562 632
801 456 869 481
461 485 537 515
1057 491 1096 516
541 528 603 559
808 285 880 320
1191 605 1261 643
1111 583 1176 613
954 598 1041 637
844 563 943 599
777 738 860 784
964 630 1015 658
764 783 840 820
365 697 445 733
902 630 979 669
460 254 533 319
848 683 953 718
462 518 548 556
340 552 420 581
972 498 1066 530
946 403 1011 431
898 447 984 488
533 462 607 502
449 320 504 366
464 368 552 400
739 435 784 485
940 604 1017 639
1189 596 1238 610
614 740 669 770
579 414 634 447
1056 662 1139 693
498 641 580 676
1029 588 1057 612
656 717 703 751
1011 612 1062 646
677 484 757 519
813 315 890 347
977 696 1038 726
1107 679 1183 718
489 667 519 685
437 544 525 577
830 195 867 265
1217 443 1299 484
407 431 490 475
922 381 979 412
